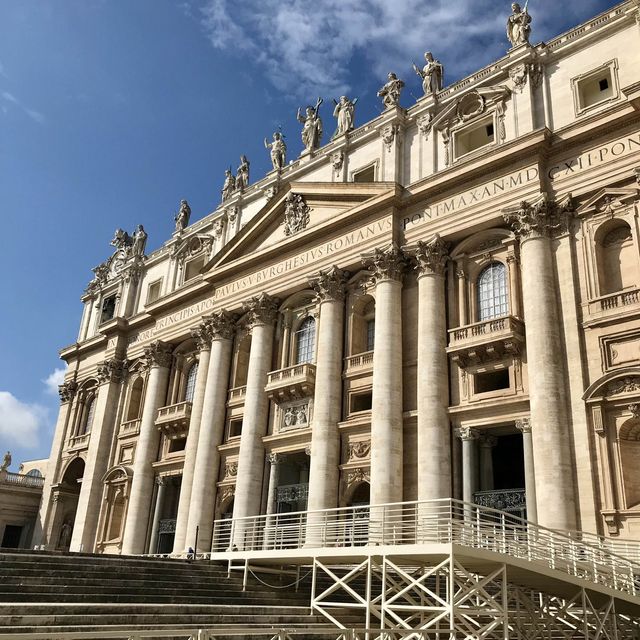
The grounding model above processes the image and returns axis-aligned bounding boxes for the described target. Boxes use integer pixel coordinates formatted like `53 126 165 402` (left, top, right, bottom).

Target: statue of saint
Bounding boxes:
413 52 444 96
297 98 323 153
235 155 250 191
221 169 236 203
264 132 287 171
332 95 357 138
132 225 147 257
1 451 10 472
174 199 191 234
58 522 72 550
377 73 405 109
507 2 531 47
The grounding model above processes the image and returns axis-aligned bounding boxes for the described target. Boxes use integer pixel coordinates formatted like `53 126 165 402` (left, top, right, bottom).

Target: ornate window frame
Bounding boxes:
571 59 620 117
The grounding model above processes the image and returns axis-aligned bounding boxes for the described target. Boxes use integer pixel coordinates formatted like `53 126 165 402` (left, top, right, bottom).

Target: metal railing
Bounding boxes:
210 498 640 597
1 471 44 488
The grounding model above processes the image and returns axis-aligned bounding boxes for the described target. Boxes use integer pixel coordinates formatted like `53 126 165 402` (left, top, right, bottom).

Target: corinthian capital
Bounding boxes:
58 380 78 404
97 358 129 385
503 193 573 240
308 266 349 302
206 309 237 340
142 340 173 370
405 234 450 276
242 293 279 328
455 426 480 441
190 322 213 351
361 243 407 283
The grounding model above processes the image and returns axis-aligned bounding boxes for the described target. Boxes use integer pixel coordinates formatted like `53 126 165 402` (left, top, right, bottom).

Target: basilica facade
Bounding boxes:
35 1 640 556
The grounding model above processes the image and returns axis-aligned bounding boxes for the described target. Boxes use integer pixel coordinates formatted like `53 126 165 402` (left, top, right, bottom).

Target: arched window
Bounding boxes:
295 317 316 364
79 395 96 435
598 222 636 295
184 362 198 403
126 378 144 421
478 262 508 321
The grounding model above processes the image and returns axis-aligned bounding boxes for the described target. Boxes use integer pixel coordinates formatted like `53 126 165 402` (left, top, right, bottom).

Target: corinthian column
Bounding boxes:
71 357 128 552
305 267 348 545
185 310 236 552
361 245 406 508
122 341 172 554
405 235 451 505
516 418 538 523
504 195 577 531
173 322 213 553
232 294 278 546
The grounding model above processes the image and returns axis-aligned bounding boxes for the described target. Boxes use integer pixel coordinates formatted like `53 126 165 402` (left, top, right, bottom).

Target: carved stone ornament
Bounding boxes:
242 293 279 328
515 417 532 434
97 358 129 385
282 403 309 430
456 92 485 123
331 150 344 175
606 376 640 396
219 485 235 505
282 193 311 236
213 217 226 239
267 452 280 465
406 234 450 277
142 341 173 371
381 124 399 152
362 243 407 283
58 380 78 403
629 404 640 419
346 467 370 487
509 64 528 93
503 193 573 240
224 461 238 479
190 322 213 351
205 310 237 341
455 426 480 441
173 235 214 265
348 440 371 461
417 112 434 140
226 205 239 226
309 266 349 302
634 167 640 187
265 186 277 201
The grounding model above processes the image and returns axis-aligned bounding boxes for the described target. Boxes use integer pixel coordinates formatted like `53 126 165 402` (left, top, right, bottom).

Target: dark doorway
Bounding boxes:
2 525 23 548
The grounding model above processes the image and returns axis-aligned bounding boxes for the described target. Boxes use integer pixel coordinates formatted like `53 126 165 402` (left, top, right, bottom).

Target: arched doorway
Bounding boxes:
345 482 370 546
55 457 85 550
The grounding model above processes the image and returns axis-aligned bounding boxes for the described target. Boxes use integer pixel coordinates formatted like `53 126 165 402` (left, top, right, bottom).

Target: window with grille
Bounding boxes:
366 319 375 352
184 362 198 403
295 317 316 364
478 262 508 321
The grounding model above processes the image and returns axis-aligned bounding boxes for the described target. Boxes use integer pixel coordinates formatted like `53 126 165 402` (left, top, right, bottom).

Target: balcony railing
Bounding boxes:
473 488 526 515
265 363 316 403
68 433 91 449
227 386 246 406
119 419 141 437
447 315 525 365
587 287 640 317
344 351 374 374
155 401 192 439
1 471 44 489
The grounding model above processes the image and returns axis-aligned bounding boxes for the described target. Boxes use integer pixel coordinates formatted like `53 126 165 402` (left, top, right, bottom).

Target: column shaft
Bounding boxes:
122 342 172 554
459 431 479 505
173 339 212 553
517 419 538 523
148 478 166 553
186 317 234 552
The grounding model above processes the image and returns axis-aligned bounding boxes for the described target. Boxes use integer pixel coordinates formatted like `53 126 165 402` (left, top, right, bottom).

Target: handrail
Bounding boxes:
1 472 44 489
208 497 640 598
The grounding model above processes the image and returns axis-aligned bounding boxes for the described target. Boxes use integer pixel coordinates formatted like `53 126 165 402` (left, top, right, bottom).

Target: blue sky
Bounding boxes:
0 0 616 469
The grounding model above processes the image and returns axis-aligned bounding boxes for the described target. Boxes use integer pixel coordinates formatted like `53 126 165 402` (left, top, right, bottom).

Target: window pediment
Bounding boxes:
575 188 638 218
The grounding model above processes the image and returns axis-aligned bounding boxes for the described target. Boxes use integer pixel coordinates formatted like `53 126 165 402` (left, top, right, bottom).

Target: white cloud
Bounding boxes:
1 90 45 124
0 392 47 449
43 366 68 395
199 0 606 97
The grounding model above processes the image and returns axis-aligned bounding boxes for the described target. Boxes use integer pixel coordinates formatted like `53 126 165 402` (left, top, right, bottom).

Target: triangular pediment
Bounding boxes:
575 188 639 217
203 181 398 275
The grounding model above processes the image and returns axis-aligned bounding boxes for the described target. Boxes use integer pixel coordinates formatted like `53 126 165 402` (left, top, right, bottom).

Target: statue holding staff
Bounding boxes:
235 155 250 191
297 97 323 153
413 52 444 96
174 199 191 234
221 169 236 203
377 73 405 109
264 131 287 171
332 95 358 138
507 2 532 47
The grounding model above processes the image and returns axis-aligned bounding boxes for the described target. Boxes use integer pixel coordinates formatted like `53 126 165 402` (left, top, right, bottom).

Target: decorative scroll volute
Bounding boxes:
361 243 407 283
503 193 573 240
141 340 173 371
308 266 349 302
206 310 237 341
405 234 450 277
242 293 279 328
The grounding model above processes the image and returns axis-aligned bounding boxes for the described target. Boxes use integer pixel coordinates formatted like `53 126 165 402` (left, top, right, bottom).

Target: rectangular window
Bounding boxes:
475 370 510 394
168 438 186 453
99 295 117 324
350 392 373 413
572 61 619 115
353 165 376 183
366 319 375 352
184 256 205 282
146 279 162 305
454 117 495 158
229 418 243 439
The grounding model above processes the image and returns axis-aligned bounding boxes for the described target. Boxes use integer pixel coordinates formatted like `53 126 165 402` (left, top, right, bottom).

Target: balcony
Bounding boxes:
265 363 316 403
68 433 91 450
227 385 247 407
585 287 640 324
0 471 44 489
155 401 192 440
447 315 525 366
119 419 141 438
344 351 374 376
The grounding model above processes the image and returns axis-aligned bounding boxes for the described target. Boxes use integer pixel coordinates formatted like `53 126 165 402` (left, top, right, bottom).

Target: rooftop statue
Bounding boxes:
174 199 191 234
507 2 531 47
264 132 287 171
377 73 405 109
413 52 444 97
221 169 236 203
1 451 11 472
297 97 323 154
332 95 358 138
235 155 250 191
110 228 133 253
132 224 148 257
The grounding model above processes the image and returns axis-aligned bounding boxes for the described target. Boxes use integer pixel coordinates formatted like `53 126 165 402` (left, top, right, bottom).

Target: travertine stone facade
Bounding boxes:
35 2 640 553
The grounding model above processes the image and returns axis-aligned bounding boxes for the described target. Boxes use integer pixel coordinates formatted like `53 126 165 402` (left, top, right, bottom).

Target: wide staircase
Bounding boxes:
0 549 354 637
